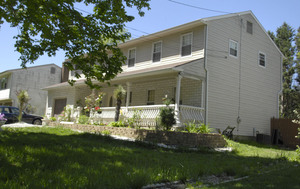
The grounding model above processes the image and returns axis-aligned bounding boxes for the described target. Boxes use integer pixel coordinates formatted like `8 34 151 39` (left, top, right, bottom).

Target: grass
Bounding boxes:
0 126 299 188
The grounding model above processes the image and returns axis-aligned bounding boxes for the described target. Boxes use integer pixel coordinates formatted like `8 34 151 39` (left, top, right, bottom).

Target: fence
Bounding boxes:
270 118 300 148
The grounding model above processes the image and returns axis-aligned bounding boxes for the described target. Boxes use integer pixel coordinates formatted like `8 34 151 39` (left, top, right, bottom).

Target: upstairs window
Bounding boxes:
229 40 238 57
247 21 253 34
147 90 155 105
50 67 56 74
258 52 266 67
181 33 192 56
0 77 7 90
152 41 162 62
128 48 136 67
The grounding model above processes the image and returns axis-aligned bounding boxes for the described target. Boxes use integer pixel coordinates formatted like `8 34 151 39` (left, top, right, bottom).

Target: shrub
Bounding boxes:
59 105 73 122
78 115 89 124
16 90 30 122
126 108 142 129
185 121 212 134
108 121 126 127
158 106 175 131
157 97 176 131
50 117 57 122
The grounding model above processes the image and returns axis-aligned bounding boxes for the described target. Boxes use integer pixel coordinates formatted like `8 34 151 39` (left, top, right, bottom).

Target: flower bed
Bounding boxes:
49 122 227 148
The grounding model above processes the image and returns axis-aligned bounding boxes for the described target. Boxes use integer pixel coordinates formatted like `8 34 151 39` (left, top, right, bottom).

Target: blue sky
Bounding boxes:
1 0 299 72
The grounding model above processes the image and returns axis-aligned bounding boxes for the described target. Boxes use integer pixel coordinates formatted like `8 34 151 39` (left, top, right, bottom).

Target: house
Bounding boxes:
0 64 61 116
44 11 283 137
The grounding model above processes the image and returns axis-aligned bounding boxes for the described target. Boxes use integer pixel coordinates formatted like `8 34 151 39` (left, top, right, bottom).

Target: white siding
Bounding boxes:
9 65 61 116
47 87 76 116
206 14 281 136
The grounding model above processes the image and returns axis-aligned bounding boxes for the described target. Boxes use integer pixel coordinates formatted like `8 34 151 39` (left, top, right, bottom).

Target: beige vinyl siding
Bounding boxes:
121 26 205 73
206 14 281 136
72 73 203 108
179 59 206 78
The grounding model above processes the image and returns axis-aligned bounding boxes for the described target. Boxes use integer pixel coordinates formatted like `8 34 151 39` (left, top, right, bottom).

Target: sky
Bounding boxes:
0 0 299 72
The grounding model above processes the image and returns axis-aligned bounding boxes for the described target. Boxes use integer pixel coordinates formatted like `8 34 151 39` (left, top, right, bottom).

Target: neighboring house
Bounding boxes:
44 11 283 137
0 64 61 116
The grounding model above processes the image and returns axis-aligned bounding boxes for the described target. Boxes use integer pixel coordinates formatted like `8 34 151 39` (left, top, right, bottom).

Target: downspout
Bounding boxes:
277 55 283 118
237 16 243 133
203 24 209 125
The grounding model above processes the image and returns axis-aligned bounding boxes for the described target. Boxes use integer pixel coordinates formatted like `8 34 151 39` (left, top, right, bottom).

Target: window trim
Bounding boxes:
229 39 238 58
127 48 136 68
258 51 266 68
147 90 155 105
152 41 162 63
180 32 193 57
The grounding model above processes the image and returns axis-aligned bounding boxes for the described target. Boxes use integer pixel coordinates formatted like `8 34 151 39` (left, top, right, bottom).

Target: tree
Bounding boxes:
16 90 30 122
295 27 300 86
0 0 150 88
113 85 126 122
269 23 300 119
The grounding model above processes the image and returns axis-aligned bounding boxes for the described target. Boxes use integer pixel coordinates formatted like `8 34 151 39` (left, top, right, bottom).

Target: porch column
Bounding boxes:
125 82 132 113
175 73 182 126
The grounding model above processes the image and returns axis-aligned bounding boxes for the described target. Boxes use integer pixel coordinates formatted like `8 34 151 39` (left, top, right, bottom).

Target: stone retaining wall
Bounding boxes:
49 123 227 148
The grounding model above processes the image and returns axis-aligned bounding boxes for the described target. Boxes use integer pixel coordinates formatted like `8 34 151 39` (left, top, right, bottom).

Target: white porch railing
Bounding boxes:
179 105 204 124
93 104 204 127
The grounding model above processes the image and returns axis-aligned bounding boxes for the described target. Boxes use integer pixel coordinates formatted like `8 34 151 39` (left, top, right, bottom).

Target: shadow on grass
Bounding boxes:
0 128 299 189
235 139 295 151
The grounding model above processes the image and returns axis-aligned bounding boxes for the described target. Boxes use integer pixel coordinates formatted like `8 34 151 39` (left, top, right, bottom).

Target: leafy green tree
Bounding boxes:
0 0 150 88
16 90 30 122
295 27 300 86
113 85 126 122
269 23 298 118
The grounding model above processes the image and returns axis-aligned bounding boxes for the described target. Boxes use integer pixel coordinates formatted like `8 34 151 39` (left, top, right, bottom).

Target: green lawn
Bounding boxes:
0 126 299 188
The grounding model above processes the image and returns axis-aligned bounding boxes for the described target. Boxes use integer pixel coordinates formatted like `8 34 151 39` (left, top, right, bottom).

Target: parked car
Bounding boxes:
0 106 43 125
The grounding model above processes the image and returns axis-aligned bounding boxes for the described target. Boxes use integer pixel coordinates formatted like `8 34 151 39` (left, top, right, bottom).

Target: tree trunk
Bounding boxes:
114 98 122 122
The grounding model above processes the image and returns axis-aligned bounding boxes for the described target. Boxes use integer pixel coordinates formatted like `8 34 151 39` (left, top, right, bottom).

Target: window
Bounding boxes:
258 52 266 67
0 77 8 90
229 40 238 57
11 107 19 114
128 48 136 67
147 90 155 105
109 96 113 107
152 41 162 62
181 33 192 56
125 92 132 104
50 67 56 74
247 21 253 34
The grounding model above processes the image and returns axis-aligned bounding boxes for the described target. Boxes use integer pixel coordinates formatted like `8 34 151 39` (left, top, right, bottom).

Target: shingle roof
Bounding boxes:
43 58 203 90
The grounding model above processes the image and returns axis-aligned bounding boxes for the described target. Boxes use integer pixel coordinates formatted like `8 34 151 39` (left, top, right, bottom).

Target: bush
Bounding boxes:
185 121 212 134
108 121 126 127
50 117 57 122
126 108 142 129
158 106 175 131
78 115 89 124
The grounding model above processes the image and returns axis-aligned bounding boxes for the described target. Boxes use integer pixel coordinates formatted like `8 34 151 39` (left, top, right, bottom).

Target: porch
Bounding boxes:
46 58 207 127
91 104 204 127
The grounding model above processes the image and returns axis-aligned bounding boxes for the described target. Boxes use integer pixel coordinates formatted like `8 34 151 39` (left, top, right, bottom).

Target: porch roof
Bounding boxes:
43 58 203 90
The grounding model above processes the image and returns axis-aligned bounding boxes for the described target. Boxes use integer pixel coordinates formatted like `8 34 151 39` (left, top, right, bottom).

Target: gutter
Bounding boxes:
204 24 209 125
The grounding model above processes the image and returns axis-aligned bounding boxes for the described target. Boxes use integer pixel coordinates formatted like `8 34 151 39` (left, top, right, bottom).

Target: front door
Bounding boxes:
53 98 67 116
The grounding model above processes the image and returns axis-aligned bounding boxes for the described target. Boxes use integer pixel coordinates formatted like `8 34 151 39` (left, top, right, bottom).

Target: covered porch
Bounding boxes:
76 58 206 127
46 58 207 127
